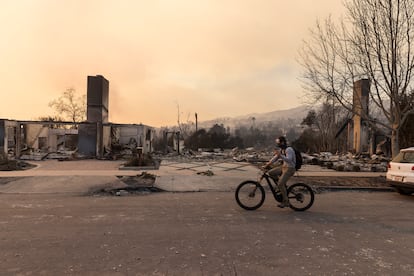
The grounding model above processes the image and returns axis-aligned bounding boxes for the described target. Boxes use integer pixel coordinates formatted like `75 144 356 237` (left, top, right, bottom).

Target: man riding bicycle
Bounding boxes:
262 136 296 208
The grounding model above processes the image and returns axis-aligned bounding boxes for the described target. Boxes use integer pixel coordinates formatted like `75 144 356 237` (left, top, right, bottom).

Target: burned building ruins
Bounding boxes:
0 75 155 160
336 79 390 155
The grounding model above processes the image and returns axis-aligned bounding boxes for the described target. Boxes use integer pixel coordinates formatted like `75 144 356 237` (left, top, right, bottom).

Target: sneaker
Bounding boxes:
277 203 290 208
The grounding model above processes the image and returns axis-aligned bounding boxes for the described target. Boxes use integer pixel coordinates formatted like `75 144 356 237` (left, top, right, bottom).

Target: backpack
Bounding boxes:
293 148 303 171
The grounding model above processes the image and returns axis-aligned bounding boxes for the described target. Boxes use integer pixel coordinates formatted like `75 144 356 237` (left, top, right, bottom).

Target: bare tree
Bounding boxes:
175 102 196 139
37 115 65 129
49 88 86 124
299 0 414 157
301 103 348 152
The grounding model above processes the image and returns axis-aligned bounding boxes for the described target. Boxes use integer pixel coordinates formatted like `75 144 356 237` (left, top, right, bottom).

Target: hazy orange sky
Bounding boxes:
0 0 345 127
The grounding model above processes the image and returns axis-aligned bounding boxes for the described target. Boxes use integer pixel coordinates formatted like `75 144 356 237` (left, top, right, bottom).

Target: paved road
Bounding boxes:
0 191 413 275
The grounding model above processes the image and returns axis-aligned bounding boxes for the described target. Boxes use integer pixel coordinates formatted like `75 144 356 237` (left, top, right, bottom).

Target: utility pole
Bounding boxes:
195 113 198 132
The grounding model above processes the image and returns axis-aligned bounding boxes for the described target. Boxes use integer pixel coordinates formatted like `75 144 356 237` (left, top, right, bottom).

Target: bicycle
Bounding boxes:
235 167 315 211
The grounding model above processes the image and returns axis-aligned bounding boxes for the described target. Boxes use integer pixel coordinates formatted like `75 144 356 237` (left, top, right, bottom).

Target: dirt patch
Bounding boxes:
0 161 36 171
116 172 157 187
90 172 162 196
94 186 164 196
0 177 27 185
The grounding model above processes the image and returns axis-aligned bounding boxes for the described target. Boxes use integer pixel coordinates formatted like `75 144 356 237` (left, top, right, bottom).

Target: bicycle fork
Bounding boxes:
248 175 265 198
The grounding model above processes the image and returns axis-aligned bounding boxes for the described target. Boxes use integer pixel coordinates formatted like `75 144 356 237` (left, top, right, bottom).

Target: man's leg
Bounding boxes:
268 164 282 181
277 167 295 207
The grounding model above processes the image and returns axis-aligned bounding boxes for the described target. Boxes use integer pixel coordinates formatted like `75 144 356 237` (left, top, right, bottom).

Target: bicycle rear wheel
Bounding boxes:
235 181 265 210
287 183 315 211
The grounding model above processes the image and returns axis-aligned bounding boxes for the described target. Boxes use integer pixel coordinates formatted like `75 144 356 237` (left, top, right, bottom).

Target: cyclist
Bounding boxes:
263 136 296 208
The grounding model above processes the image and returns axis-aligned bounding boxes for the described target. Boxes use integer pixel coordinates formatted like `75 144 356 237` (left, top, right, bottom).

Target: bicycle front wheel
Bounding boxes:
287 183 315 211
235 181 265 210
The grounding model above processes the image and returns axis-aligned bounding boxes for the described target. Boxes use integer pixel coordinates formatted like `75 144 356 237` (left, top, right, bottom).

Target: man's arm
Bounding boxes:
263 150 281 168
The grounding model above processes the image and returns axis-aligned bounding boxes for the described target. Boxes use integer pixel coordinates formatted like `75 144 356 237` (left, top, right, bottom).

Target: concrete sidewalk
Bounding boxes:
0 159 386 194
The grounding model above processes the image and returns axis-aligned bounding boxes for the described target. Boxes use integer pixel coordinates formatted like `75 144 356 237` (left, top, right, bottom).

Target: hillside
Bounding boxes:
198 105 312 130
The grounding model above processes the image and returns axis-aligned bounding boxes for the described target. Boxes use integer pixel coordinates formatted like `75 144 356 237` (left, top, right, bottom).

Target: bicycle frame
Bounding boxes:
257 171 283 203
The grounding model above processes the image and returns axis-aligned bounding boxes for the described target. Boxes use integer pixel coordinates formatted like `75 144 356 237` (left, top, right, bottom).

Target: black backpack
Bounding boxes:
293 148 303 171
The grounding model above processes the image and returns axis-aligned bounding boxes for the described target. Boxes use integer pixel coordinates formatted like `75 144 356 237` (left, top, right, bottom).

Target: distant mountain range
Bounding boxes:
198 105 313 130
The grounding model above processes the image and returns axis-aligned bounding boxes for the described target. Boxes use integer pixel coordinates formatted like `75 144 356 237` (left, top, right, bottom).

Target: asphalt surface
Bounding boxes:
1 159 411 276
0 191 413 275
